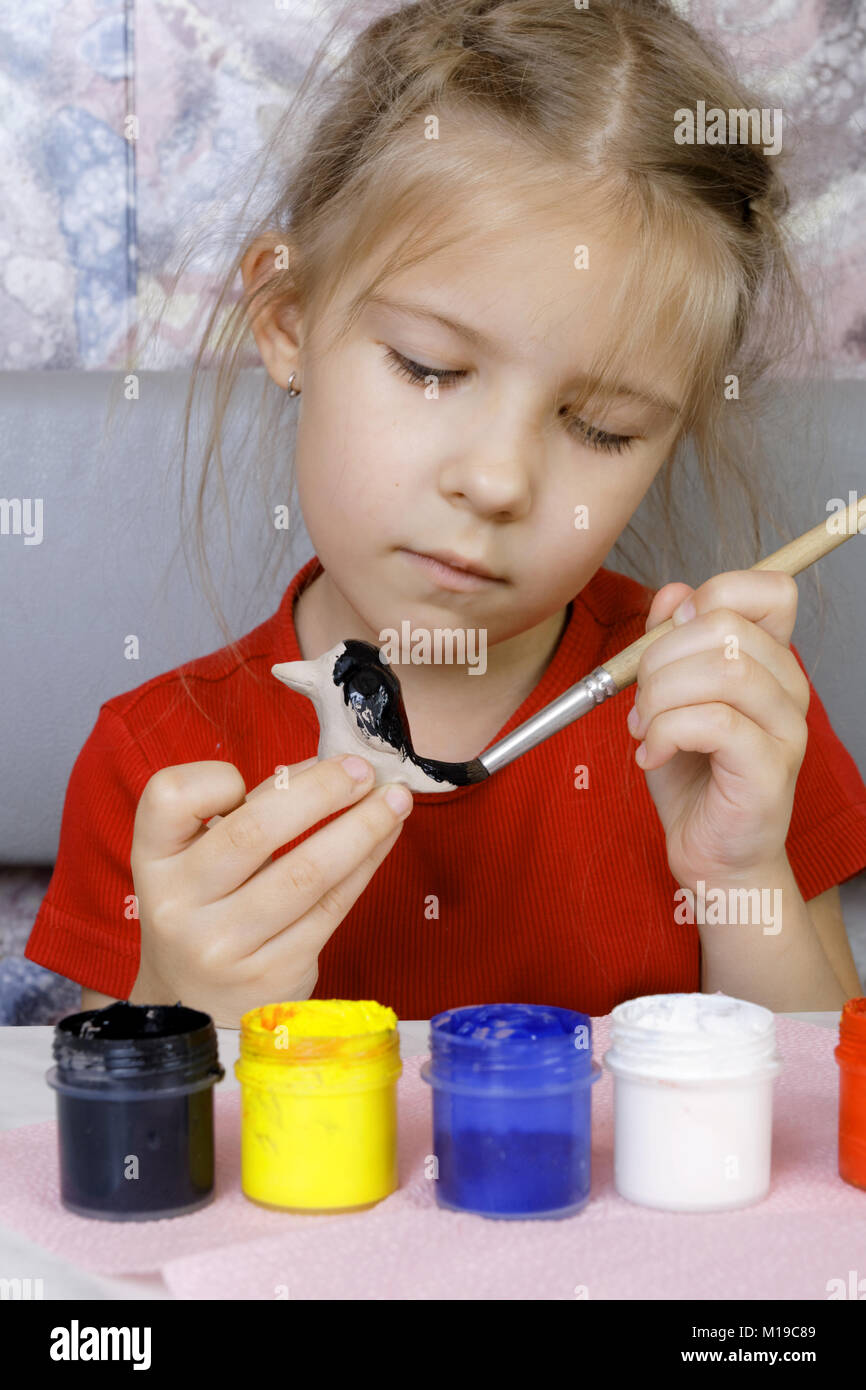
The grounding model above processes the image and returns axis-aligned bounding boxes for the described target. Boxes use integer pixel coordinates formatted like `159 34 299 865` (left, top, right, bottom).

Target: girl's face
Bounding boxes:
260 194 687 652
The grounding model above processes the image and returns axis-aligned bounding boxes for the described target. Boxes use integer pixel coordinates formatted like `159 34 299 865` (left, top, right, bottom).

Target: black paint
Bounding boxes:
333 640 489 786
47 1001 224 1221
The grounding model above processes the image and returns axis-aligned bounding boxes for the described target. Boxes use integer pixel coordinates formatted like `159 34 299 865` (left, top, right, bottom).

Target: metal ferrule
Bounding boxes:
478 665 617 776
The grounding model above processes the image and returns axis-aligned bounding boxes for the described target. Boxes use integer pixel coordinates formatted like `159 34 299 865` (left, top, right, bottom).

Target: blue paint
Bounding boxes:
420 1003 600 1219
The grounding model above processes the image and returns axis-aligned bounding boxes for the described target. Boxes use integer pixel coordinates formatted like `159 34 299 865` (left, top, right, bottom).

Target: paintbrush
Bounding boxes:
476 492 865 781
273 494 864 793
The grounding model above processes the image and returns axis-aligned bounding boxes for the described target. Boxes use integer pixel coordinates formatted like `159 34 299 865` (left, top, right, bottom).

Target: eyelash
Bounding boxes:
383 347 636 455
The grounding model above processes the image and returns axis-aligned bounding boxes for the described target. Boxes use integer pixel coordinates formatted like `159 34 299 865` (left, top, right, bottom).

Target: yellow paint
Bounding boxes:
234 999 402 1211
252 999 397 1038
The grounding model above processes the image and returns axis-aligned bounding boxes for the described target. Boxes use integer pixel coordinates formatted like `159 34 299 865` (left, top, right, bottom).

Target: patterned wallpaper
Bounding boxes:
0 0 863 373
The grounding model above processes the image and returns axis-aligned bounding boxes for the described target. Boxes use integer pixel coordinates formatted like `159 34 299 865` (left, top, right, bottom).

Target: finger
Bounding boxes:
636 609 810 714
251 819 407 974
205 758 320 828
185 755 383 903
244 757 320 802
630 649 808 756
218 780 413 953
680 570 799 647
133 761 248 861
645 582 695 633
638 701 792 796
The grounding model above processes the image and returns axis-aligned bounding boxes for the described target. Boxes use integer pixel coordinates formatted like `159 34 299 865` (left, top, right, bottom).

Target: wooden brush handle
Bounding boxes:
602 493 865 693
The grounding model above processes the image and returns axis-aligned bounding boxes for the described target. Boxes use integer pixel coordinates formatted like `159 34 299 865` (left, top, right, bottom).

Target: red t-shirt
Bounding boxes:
26 554 866 1016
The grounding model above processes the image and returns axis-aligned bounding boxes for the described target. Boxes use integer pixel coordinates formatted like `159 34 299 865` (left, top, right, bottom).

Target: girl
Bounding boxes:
27 0 866 1028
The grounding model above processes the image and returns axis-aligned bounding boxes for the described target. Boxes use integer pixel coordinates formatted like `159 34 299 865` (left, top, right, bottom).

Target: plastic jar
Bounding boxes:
604 991 782 1212
234 999 402 1212
835 996 866 1191
420 1003 601 1219
46 1001 224 1221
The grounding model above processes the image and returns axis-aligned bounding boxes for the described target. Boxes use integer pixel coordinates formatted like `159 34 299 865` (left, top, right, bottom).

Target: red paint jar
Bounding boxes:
834 997 866 1191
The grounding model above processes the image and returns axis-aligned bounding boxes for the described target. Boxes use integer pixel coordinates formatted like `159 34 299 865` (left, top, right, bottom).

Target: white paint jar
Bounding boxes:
604 992 782 1212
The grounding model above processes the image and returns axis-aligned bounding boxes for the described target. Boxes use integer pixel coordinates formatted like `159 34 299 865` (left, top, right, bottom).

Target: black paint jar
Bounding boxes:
46 1001 224 1221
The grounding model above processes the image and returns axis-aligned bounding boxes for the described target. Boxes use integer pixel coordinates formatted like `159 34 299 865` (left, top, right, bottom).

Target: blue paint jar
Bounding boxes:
46 1002 224 1221
420 1003 601 1219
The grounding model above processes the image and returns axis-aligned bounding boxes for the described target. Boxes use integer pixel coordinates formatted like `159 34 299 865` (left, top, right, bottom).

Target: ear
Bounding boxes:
240 235 303 392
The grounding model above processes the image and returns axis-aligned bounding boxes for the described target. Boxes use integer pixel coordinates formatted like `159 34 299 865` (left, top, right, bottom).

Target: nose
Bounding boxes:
439 393 535 520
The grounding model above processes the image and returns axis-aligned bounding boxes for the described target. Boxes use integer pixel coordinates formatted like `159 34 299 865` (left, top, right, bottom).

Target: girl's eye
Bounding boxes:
384 347 465 387
564 415 635 455
383 347 636 454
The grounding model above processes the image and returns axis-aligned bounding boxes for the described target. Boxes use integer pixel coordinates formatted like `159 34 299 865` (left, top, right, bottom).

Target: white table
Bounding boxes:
0 1014 840 1300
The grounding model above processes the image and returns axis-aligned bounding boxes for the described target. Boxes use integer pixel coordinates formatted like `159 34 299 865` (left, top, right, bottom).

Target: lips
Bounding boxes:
409 548 499 581
400 548 502 593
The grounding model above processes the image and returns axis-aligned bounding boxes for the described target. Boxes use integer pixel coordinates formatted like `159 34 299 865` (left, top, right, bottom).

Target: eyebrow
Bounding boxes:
366 292 682 419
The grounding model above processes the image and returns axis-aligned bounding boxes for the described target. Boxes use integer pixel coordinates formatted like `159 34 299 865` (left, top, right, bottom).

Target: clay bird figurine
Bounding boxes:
272 640 488 793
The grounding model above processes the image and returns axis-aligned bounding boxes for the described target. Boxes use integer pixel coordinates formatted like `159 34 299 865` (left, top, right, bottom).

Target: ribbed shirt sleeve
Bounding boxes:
24 703 155 999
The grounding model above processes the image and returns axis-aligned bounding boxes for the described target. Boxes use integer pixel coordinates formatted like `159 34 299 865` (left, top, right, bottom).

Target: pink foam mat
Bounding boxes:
1 1016 863 1299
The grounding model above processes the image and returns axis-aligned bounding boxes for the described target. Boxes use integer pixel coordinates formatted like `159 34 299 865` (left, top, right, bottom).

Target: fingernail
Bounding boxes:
384 784 413 816
635 742 647 765
341 755 372 782
673 598 696 624
627 703 640 735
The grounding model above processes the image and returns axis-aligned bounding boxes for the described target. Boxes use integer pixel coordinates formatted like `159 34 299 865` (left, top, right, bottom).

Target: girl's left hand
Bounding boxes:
629 571 811 888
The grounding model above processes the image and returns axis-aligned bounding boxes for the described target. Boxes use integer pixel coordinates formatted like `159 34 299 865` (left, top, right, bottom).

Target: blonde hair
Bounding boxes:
122 0 826 676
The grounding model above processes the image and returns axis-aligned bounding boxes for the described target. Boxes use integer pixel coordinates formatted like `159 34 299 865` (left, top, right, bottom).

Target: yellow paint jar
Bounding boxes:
234 999 402 1212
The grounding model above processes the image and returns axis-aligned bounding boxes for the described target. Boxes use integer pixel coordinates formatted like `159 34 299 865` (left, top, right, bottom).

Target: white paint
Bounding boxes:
603 991 782 1212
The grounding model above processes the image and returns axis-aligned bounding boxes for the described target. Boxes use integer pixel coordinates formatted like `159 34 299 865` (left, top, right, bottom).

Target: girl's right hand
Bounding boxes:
128 755 413 1027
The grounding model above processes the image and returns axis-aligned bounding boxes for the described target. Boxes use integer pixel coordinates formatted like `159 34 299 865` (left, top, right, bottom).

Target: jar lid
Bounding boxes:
238 999 399 1064
839 997 866 1041
51 1001 220 1083
235 999 401 1092
836 997 866 1069
425 1003 596 1088
605 991 781 1081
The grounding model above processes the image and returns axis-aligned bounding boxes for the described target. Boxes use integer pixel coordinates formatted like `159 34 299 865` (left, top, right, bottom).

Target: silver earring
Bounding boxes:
287 372 301 397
